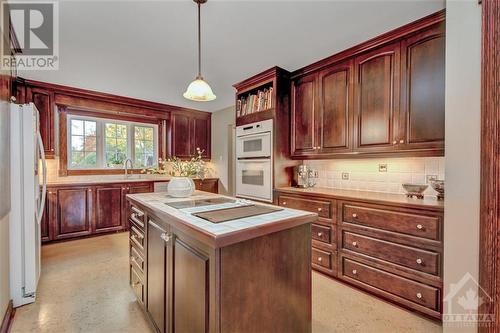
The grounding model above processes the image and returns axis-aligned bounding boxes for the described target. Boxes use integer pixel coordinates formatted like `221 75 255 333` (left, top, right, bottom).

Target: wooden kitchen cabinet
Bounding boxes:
54 187 93 240
399 22 445 151
171 112 211 160
353 42 400 152
94 184 126 233
291 73 317 156
26 86 55 158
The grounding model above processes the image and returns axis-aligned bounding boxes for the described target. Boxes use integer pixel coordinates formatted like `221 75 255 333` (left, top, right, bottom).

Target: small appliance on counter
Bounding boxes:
430 179 445 200
294 165 319 188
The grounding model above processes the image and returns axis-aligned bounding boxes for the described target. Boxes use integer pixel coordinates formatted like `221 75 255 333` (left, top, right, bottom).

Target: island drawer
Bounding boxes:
312 223 333 245
130 265 144 305
341 231 440 276
130 245 144 272
341 203 441 241
340 256 439 311
312 247 337 276
278 195 331 218
130 226 145 251
130 205 145 229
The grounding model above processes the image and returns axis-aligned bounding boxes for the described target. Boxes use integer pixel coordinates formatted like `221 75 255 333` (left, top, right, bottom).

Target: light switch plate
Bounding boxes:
378 164 388 172
342 172 349 180
426 175 438 183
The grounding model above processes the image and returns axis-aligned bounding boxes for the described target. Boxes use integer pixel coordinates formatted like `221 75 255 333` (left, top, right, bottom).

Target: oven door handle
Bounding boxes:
237 156 271 161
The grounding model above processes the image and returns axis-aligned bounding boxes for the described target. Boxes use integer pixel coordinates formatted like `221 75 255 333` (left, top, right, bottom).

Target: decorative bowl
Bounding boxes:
430 180 445 200
402 183 428 199
168 177 195 198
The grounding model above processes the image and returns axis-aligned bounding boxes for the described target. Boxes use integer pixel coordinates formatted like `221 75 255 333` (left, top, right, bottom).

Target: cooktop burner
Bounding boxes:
165 197 236 209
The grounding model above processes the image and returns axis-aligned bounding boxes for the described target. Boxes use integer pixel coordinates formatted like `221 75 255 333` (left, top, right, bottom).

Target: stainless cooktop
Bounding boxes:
165 197 235 209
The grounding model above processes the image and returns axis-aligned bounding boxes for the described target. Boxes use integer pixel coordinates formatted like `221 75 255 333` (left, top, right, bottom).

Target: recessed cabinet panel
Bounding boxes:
291 73 317 155
55 188 92 238
354 43 400 150
318 61 353 153
192 117 210 158
171 114 191 158
27 87 54 157
400 23 445 150
95 186 124 232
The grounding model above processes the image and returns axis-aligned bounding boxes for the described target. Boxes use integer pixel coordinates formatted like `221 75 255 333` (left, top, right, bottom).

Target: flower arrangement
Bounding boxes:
142 148 210 179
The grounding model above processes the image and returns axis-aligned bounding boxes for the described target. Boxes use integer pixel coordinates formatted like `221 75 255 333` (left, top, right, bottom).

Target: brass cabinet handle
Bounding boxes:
352 241 358 247
393 140 397 145
88 189 92 192
399 139 404 144
160 232 172 243
352 269 357 275
317 257 322 262
130 215 145 228
317 207 322 212
416 258 423 265
416 293 423 299
131 206 144 217
317 232 323 237
352 213 357 218
282 201 287 206
416 224 423 230
131 226 144 239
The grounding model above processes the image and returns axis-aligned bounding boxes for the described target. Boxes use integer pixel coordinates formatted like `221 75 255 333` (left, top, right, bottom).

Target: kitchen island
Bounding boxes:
126 191 316 333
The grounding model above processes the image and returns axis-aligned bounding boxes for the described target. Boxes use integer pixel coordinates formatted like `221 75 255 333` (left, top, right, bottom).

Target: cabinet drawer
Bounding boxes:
130 245 144 272
130 226 145 250
130 205 145 229
279 196 331 218
341 257 439 311
312 247 333 269
343 204 440 241
130 265 144 304
312 223 332 244
342 231 440 276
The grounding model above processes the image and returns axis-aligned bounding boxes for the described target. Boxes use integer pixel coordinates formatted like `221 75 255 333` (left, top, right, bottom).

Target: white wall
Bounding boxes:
444 0 481 331
210 106 235 196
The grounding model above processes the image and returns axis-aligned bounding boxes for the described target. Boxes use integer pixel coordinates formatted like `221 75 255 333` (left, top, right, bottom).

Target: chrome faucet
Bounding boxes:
124 158 133 178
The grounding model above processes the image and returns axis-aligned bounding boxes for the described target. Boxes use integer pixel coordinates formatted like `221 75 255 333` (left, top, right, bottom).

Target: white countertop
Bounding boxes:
126 191 315 239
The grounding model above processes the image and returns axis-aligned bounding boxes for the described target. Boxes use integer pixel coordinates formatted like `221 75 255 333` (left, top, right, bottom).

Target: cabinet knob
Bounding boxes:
122 187 126 190
317 232 323 237
51 149 54 151
416 258 423 265
88 189 92 192
282 201 287 206
317 207 322 212
416 293 422 299
393 140 397 145
399 139 404 144
352 241 358 247
416 224 423 230
317 257 322 262
352 213 357 218
160 232 171 243
352 269 357 275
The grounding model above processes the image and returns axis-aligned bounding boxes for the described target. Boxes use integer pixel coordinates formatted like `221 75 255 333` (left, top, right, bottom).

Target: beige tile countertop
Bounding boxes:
276 187 444 210
45 175 217 186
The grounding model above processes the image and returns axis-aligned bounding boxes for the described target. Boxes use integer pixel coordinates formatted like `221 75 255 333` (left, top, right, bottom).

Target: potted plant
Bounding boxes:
142 148 209 197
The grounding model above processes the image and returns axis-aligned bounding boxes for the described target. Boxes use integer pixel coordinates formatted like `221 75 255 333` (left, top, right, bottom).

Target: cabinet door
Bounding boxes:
26 86 54 157
318 60 354 154
399 23 445 151
291 73 318 156
193 179 218 193
147 219 168 333
172 237 209 333
54 187 92 240
191 116 211 159
171 113 192 159
354 43 400 152
94 185 125 233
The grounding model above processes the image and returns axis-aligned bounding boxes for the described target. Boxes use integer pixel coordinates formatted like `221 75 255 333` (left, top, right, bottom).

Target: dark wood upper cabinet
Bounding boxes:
291 73 317 156
171 112 211 160
318 60 354 154
54 187 92 240
354 42 400 152
94 185 125 233
399 22 445 150
26 86 55 158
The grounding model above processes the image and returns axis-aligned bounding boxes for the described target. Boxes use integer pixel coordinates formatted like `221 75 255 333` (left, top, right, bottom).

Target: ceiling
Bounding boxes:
19 0 445 112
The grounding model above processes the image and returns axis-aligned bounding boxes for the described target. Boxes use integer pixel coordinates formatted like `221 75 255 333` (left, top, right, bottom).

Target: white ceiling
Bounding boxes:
19 0 445 112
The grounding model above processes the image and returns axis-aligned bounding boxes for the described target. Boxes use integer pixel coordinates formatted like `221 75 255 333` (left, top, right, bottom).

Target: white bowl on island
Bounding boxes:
168 177 196 197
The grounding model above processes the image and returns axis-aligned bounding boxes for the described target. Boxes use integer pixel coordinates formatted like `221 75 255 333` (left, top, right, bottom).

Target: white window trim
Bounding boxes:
67 114 158 170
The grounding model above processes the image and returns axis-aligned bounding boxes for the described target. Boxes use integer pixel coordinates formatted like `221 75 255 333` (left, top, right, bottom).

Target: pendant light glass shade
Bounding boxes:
183 76 216 101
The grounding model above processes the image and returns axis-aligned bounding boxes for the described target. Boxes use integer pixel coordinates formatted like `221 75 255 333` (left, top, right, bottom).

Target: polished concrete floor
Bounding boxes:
11 233 442 333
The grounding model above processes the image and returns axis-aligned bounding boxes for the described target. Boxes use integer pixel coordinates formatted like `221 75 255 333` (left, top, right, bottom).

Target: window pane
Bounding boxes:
134 127 144 140
144 127 153 141
84 121 96 136
105 123 116 137
71 135 84 151
144 140 154 154
71 152 84 167
116 139 127 153
84 152 97 166
117 124 127 139
85 136 96 151
71 120 84 135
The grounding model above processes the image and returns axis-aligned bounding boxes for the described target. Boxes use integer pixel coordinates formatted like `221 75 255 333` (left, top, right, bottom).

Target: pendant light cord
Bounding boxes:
197 2 201 78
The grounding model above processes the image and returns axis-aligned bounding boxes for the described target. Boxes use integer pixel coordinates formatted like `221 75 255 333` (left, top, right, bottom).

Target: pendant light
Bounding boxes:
183 0 216 102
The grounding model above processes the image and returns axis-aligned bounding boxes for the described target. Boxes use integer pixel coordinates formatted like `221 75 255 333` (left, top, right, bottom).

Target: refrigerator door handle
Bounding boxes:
35 131 46 225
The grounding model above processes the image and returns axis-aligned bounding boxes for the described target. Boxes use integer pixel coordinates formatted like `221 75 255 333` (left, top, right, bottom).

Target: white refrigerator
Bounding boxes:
9 102 47 307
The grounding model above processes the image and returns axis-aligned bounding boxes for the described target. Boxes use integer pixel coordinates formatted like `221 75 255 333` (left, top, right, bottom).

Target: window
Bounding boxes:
68 115 158 170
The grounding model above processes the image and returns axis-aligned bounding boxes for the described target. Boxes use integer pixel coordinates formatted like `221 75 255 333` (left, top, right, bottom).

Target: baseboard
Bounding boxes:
0 300 14 333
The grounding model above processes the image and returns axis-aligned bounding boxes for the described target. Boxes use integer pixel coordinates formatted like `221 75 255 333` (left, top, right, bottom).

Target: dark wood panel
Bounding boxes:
278 195 331 218
55 187 92 239
354 43 400 151
318 60 353 153
94 186 124 233
173 238 209 333
291 73 317 155
400 22 445 150
193 178 218 194
171 113 192 158
147 219 167 333
27 86 54 157
192 116 210 159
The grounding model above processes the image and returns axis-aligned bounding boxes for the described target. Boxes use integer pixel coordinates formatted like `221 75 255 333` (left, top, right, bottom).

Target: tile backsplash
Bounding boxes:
304 157 445 197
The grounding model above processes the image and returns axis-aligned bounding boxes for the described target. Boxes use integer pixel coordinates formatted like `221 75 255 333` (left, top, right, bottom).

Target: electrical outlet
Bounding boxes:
378 164 388 172
426 175 438 183
342 172 349 180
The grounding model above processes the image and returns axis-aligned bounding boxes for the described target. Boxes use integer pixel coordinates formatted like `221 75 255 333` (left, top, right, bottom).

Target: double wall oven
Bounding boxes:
236 119 273 202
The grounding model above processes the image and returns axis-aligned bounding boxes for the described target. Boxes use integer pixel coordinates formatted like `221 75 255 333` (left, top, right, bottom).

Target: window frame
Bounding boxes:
67 114 159 170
